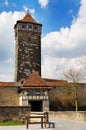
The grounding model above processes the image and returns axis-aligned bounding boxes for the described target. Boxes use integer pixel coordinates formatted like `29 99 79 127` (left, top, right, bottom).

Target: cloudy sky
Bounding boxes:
0 0 86 81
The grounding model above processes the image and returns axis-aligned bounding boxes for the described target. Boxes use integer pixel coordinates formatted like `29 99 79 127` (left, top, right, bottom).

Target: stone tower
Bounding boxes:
14 12 42 81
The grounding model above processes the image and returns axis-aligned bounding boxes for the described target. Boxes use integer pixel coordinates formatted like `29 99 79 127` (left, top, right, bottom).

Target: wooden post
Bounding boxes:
46 112 49 123
26 117 28 129
44 112 49 128
41 117 43 128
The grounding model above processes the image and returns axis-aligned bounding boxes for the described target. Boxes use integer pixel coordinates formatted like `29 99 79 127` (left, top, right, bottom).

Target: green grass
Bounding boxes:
0 121 24 126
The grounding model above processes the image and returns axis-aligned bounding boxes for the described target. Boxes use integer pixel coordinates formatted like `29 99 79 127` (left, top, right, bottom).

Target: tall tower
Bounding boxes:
14 12 42 81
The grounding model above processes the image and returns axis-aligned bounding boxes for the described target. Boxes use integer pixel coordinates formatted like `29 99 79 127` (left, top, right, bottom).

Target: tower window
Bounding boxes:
22 24 26 28
28 24 32 29
34 25 38 31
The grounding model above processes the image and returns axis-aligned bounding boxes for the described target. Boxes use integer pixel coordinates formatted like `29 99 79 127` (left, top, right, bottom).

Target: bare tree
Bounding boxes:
63 66 83 111
80 55 86 82
80 55 86 69
64 66 83 83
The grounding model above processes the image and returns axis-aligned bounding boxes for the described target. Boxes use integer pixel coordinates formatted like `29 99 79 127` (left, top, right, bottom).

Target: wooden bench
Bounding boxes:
26 112 49 129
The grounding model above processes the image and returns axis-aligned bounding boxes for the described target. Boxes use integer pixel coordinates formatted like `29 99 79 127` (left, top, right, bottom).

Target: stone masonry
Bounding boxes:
14 13 42 81
0 106 30 122
0 86 19 106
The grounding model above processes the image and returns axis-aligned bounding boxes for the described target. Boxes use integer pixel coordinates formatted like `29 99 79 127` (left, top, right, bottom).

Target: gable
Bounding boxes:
23 70 48 87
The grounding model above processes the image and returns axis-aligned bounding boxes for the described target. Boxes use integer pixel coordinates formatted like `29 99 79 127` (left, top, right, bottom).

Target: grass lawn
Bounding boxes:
0 121 24 126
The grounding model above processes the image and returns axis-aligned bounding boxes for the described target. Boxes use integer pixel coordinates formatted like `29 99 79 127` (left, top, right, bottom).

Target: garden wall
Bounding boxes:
49 111 86 121
0 86 19 106
0 106 31 122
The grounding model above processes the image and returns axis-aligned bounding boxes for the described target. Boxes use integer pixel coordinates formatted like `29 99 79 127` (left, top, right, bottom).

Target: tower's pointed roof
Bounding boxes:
17 13 41 25
19 13 36 23
14 12 42 29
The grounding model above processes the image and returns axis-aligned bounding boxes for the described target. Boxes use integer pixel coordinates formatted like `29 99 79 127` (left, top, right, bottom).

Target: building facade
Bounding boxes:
19 70 51 111
0 12 85 112
14 12 50 111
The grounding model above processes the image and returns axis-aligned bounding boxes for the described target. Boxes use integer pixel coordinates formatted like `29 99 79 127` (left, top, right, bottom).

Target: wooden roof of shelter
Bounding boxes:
22 70 49 88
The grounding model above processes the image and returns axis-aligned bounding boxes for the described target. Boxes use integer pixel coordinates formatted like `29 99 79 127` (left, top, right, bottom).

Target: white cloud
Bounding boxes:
38 0 49 8
42 55 81 79
0 11 25 81
23 5 29 13
0 74 13 82
4 0 9 6
42 0 86 79
30 9 35 14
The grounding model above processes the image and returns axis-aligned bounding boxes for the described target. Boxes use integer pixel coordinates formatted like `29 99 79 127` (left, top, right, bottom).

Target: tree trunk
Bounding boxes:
75 99 78 111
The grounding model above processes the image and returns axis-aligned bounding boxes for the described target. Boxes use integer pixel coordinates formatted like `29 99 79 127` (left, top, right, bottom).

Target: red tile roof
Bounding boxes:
43 78 67 87
22 70 49 87
18 13 41 25
0 82 21 87
21 70 67 89
0 72 67 88
0 72 68 88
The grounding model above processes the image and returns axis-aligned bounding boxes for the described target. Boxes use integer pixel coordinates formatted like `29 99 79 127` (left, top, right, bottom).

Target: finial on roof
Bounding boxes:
27 9 29 14
24 6 30 14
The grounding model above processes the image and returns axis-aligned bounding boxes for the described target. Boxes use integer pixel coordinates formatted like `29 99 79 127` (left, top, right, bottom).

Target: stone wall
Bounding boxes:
49 111 86 121
15 28 41 81
0 86 19 105
0 106 31 122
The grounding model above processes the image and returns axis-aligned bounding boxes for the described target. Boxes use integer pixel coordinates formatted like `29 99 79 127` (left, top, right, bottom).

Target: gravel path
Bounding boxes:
0 118 86 130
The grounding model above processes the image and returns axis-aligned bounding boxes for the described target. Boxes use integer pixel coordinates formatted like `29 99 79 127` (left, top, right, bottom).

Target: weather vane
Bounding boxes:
27 9 29 14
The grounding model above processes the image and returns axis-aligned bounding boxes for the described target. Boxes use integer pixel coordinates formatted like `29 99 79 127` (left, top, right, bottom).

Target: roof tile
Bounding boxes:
23 70 48 87
43 78 67 87
0 82 20 87
18 13 41 25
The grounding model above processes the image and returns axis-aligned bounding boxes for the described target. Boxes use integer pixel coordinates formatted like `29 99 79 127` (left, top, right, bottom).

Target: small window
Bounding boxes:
40 91 43 96
29 24 32 29
29 90 35 96
34 25 38 30
29 90 33 96
22 24 26 28
33 90 36 96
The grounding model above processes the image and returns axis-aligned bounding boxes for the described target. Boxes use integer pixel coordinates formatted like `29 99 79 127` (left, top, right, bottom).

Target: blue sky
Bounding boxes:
0 0 80 35
0 0 86 81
